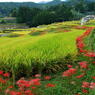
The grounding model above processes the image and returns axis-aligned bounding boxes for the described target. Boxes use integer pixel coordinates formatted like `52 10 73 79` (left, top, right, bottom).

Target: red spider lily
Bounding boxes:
24 90 34 95
82 81 90 88
62 68 77 77
76 37 81 42
77 42 85 48
24 90 31 93
92 76 95 79
44 76 51 80
46 83 56 87
0 78 7 84
79 49 87 53
5 89 10 94
85 52 95 57
67 65 73 68
83 31 90 36
92 61 95 64
89 82 95 89
17 79 31 88
35 74 41 77
29 78 41 86
31 86 36 89
3 72 10 77
24 83 31 88
83 27 93 36
33 81 41 86
76 73 85 79
0 70 3 75
8 85 14 89
82 89 88 93
79 61 88 69
9 91 22 95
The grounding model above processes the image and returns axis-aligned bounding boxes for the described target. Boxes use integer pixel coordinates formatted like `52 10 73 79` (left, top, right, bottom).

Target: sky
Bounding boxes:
0 0 54 3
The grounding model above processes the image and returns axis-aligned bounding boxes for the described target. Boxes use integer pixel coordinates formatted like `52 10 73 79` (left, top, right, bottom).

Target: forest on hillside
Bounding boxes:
0 0 95 27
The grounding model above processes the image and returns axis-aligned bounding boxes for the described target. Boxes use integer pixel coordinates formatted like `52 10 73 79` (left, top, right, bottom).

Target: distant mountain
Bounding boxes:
64 0 95 6
0 0 64 17
39 0 63 6
0 2 41 17
0 0 94 17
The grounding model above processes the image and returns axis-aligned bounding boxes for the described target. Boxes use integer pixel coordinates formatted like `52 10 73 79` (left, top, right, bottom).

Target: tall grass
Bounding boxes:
0 28 84 78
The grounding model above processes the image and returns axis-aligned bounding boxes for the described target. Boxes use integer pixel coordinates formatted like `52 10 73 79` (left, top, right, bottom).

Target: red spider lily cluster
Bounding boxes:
79 61 88 69
62 68 77 77
62 27 95 94
0 71 56 95
62 61 88 77
0 70 10 77
76 27 95 55
0 70 10 84
82 81 95 90
62 60 90 94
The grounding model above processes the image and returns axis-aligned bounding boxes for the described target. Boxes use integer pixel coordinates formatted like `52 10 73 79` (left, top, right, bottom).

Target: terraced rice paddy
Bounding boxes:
0 21 88 77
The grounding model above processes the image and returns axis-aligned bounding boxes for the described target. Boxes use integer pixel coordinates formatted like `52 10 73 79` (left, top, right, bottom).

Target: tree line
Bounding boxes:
10 0 95 27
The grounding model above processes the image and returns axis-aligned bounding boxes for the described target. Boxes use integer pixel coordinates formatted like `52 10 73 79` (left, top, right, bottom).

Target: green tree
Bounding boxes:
55 4 73 21
16 6 32 23
31 11 57 27
87 2 95 12
10 8 17 17
27 8 41 25
74 0 87 13
16 6 41 25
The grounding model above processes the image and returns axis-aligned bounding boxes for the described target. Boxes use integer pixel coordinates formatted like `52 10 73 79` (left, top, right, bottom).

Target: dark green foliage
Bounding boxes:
16 6 32 23
16 6 41 25
55 4 73 21
31 11 57 27
74 0 88 13
87 2 95 12
10 8 17 17
26 8 41 26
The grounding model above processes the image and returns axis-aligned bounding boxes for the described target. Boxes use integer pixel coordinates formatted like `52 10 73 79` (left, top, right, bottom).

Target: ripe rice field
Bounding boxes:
0 21 92 77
